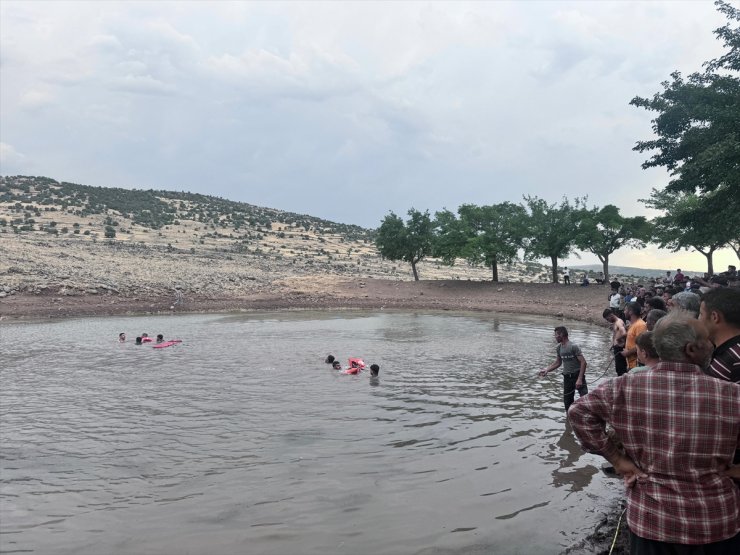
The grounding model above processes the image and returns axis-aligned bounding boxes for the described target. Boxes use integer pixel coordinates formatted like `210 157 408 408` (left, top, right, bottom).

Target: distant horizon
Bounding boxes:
2 172 735 275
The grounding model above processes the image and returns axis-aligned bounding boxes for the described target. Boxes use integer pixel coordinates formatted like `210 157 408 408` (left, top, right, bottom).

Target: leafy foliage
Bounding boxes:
375 209 434 281
575 204 652 282
523 196 585 283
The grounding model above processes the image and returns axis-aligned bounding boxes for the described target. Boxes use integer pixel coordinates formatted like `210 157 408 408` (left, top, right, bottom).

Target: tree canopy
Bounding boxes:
375 208 434 281
523 196 585 283
575 204 651 283
631 0 740 262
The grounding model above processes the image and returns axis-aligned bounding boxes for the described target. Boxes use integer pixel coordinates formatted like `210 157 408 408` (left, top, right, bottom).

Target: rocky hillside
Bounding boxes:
1 176 564 300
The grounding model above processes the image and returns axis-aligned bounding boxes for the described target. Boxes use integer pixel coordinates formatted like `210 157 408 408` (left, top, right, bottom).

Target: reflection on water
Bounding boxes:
0 311 620 555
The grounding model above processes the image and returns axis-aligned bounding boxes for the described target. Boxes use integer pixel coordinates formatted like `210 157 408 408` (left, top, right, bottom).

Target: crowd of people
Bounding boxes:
552 265 739 553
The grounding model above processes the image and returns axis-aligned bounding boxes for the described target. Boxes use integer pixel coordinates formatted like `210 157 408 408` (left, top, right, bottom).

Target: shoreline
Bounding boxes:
0 278 612 326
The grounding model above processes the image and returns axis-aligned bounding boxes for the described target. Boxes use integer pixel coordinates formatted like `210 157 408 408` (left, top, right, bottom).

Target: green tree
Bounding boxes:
437 203 527 282
631 1 740 260
575 204 652 283
523 196 584 284
375 209 434 281
645 188 736 275
104 225 116 239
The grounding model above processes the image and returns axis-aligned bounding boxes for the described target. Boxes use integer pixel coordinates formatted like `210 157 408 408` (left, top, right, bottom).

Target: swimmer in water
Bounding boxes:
135 337 143 345
118 332 126 342
332 360 342 370
325 354 335 364
370 364 380 377
156 334 164 344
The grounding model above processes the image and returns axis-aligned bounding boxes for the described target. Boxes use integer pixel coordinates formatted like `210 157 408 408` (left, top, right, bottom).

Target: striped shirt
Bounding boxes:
704 335 740 383
568 362 740 544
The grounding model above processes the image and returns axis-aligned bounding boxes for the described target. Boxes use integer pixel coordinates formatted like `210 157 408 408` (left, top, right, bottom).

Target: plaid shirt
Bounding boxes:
568 362 740 544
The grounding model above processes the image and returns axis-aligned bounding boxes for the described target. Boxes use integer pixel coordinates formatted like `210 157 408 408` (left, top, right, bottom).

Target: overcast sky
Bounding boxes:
1 0 735 271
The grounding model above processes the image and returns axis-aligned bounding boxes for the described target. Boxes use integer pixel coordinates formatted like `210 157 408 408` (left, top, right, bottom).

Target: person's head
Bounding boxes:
645 296 666 312
666 271 671 276
662 291 673 302
370 364 380 376
667 291 701 317
676 268 681 273
135 336 142 345
624 302 642 321
325 354 335 364
119 332 126 341
699 287 740 342
728 265 737 274
156 334 164 342
610 281 621 290
652 312 713 368
636 331 659 365
554 326 568 343
602 308 617 323
332 360 341 370
645 309 667 331
142 333 149 338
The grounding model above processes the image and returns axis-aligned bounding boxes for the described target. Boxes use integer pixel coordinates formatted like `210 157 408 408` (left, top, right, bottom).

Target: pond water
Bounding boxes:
1 311 620 555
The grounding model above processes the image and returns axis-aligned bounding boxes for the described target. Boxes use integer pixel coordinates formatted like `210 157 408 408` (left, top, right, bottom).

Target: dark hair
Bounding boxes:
554 326 568 337
119 332 125 338
156 334 164 341
625 302 642 316
645 297 667 311
325 355 335 364
332 360 341 368
602 308 613 319
701 288 740 327
636 331 658 359
370 364 380 376
135 337 142 345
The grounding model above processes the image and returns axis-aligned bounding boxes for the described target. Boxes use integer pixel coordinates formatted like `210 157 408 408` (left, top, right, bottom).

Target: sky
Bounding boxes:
0 0 736 272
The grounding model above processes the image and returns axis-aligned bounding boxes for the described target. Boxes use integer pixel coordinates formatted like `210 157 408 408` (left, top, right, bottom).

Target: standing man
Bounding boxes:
539 326 587 411
621 302 647 371
563 267 570 285
699 287 740 384
569 313 740 553
603 308 628 376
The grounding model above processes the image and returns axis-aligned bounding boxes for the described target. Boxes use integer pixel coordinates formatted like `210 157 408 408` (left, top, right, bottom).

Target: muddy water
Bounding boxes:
1 311 620 554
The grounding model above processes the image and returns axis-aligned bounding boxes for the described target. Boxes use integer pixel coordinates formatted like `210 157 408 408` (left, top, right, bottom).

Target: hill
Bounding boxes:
1 175 568 302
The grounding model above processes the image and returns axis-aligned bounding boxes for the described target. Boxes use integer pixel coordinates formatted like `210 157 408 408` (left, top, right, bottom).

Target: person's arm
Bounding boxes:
575 354 587 388
539 356 562 376
568 381 647 486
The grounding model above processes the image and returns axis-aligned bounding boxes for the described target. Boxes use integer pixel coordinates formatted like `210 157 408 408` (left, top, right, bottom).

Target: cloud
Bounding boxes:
18 88 55 110
109 74 177 96
0 142 26 168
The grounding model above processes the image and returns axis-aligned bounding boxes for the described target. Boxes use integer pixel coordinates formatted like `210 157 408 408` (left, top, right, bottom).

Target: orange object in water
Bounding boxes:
345 358 365 374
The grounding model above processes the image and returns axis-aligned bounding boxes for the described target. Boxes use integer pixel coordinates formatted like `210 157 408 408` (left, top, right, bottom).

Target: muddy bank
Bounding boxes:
0 278 612 325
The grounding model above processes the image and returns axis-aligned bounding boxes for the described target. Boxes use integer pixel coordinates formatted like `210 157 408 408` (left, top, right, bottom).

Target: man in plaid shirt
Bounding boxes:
569 312 740 553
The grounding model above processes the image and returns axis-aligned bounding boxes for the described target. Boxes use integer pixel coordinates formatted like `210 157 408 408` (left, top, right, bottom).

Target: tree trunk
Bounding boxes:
411 260 419 281
599 255 609 284
551 255 559 284
491 254 499 282
697 246 716 275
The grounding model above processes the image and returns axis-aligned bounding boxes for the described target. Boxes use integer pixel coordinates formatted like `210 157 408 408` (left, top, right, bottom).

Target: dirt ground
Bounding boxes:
0 277 611 325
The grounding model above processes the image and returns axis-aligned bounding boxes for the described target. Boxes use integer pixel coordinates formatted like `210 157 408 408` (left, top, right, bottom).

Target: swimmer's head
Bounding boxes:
135 337 142 345
332 360 341 370
119 332 126 341
156 334 164 342
370 364 380 376
325 355 335 364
